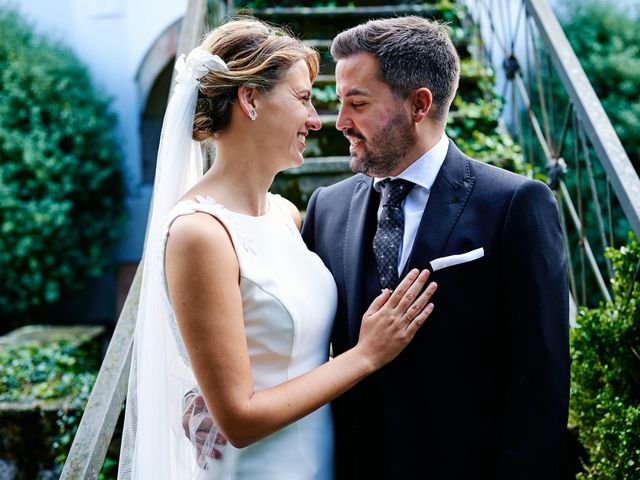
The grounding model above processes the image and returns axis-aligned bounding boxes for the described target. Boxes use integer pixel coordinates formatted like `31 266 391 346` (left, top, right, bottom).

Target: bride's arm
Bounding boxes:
166 212 435 448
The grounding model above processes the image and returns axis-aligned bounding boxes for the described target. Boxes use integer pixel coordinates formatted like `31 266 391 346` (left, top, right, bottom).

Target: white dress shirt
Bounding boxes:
373 134 449 274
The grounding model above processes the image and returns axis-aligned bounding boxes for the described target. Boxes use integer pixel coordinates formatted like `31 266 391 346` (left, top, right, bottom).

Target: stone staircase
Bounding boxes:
233 0 524 208
59 2 640 478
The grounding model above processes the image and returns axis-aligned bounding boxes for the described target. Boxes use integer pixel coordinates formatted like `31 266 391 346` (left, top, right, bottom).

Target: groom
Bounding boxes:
301 16 569 479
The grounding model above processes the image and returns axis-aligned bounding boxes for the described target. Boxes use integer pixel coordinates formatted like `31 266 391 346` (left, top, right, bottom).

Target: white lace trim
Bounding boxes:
193 195 257 254
269 193 300 237
155 194 299 367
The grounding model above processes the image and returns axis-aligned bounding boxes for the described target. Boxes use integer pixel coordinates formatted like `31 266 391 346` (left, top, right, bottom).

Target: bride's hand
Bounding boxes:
355 269 436 370
182 391 228 465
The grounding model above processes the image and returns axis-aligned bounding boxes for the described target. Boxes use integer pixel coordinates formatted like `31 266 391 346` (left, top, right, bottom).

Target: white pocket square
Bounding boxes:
429 247 485 271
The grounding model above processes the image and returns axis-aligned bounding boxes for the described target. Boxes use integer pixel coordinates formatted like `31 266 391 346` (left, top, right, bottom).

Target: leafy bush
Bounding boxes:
452 129 527 175
447 59 527 176
571 235 640 479
0 9 126 324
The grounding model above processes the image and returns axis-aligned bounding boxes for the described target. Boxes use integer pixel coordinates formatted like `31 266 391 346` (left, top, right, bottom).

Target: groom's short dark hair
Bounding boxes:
331 16 460 123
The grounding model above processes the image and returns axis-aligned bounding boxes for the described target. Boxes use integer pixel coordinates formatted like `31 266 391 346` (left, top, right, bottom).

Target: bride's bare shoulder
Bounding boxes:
166 212 236 264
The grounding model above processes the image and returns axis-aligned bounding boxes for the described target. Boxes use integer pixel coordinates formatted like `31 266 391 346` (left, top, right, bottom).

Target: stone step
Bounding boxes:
310 37 468 76
316 108 475 125
312 85 497 116
315 74 335 83
313 58 495 82
285 156 351 174
312 65 495 106
251 5 453 17
318 114 338 125
0 324 104 348
236 0 435 7
308 48 492 93
302 39 332 49
247 3 465 43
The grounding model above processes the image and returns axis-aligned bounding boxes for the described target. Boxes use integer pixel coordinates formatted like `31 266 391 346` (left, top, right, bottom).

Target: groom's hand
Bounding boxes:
182 390 227 464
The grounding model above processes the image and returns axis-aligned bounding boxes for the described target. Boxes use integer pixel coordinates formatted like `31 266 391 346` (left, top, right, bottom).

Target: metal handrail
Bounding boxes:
465 0 640 234
59 0 227 477
59 267 141 479
462 0 640 304
524 0 640 236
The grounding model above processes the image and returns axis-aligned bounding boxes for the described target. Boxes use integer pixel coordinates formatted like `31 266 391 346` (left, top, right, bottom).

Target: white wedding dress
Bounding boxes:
161 193 337 479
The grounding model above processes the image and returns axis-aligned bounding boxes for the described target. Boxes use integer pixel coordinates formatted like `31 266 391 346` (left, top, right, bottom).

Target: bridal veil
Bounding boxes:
118 47 227 479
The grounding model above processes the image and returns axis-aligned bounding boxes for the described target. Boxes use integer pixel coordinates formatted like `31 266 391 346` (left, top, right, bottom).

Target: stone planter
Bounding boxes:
0 325 104 480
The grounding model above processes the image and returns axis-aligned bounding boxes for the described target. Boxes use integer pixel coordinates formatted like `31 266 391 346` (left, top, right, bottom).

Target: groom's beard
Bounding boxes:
346 110 416 177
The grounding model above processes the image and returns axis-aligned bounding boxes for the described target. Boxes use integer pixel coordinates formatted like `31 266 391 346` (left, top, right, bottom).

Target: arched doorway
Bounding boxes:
117 19 179 315
136 18 180 185
140 62 173 184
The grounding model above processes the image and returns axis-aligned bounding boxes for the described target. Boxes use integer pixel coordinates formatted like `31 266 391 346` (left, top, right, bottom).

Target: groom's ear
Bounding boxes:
411 87 432 123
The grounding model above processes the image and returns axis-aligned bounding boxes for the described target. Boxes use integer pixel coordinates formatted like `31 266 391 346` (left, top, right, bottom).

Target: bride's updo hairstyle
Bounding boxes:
193 17 319 141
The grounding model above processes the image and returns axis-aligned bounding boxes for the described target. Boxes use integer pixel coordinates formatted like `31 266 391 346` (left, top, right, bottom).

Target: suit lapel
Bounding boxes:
402 140 476 276
343 176 376 345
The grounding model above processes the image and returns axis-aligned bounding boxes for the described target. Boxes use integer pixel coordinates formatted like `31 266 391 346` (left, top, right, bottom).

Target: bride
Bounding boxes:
118 17 436 479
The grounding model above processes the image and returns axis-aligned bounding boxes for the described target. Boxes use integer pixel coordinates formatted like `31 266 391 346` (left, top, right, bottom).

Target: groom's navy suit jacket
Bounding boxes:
301 140 570 479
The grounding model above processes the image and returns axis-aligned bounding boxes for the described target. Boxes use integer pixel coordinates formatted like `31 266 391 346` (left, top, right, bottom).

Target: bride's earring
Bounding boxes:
249 109 257 121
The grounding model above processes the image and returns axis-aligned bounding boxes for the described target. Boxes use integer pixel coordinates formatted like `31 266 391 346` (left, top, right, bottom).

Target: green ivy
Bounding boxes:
311 84 337 110
451 130 528 176
0 9 126 324
446 92 528 176
0 336 98 473
0 338 97 403
571 235 640 479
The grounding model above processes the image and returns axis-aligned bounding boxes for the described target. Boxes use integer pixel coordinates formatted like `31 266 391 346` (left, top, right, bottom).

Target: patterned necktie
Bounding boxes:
373 178 415 290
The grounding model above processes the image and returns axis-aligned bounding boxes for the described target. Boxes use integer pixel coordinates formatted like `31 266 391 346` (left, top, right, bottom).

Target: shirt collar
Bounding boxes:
373 134 449 193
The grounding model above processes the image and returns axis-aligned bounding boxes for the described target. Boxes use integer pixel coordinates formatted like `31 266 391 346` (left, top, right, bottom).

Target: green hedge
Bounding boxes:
571 236 640 479
0 9 126 324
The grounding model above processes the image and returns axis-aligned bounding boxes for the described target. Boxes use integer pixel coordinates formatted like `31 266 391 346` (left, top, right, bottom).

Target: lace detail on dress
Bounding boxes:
156 202 202 367
155 194 297 367
156 197 252 367
195 195 257 255
269 193 300 238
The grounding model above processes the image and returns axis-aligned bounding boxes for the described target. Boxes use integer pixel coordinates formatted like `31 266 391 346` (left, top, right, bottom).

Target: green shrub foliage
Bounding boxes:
571 236 640 479
0 9 126 322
